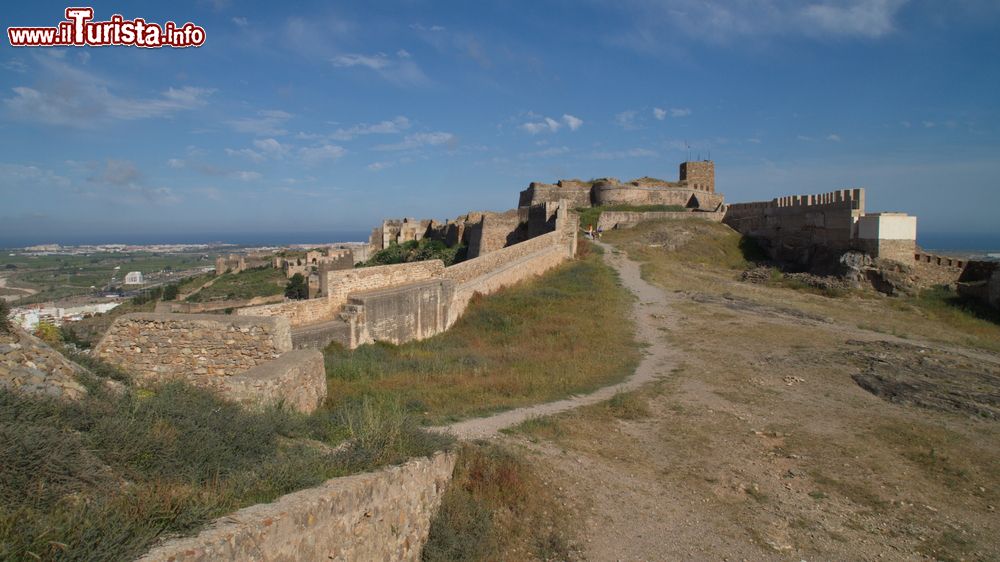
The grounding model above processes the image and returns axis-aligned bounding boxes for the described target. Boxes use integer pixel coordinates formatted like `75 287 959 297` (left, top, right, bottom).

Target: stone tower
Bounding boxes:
679 161 715 193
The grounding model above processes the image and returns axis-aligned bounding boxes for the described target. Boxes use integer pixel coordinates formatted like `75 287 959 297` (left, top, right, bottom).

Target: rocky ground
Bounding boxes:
0 328 88 400
483 222 999 561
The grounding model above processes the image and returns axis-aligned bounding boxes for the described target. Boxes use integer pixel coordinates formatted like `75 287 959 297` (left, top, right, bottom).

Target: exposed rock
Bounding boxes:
0 328 88 401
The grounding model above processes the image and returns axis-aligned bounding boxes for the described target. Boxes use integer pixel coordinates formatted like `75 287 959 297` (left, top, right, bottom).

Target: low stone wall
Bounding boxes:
235 297 339 328
138 451 457 562
155 294 284 314
441 230 563 284
1 328 88 401
597 210 724 230
215 349 326 413
95 313 292 385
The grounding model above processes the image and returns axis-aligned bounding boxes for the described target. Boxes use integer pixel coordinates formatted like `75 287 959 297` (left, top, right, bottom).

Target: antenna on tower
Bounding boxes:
685 140 690 162
708 150 711 161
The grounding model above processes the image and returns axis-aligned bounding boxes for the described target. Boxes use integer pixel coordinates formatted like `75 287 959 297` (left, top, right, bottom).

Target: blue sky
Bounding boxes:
1 0 998 245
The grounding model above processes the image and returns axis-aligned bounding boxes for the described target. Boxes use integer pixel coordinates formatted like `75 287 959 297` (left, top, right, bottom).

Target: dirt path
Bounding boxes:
435 242 679 440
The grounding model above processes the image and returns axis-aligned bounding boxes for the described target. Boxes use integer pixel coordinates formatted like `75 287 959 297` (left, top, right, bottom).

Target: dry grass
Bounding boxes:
323 245 641 425
423 443 576 561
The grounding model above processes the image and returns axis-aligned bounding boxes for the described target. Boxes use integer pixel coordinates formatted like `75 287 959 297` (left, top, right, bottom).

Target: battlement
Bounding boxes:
728 188 865 213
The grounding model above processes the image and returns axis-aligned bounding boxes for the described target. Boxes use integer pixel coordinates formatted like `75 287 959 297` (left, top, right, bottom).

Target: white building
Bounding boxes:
124 271 144 285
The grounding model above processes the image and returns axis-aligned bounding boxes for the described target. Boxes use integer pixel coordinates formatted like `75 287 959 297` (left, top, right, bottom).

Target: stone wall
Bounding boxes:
325 260 445 305
597 210 725 230
517 180 592 209
441 229 565 284
466 210 524 259
344 280 455 347
95 313 292 385
216 349 326 413
592 181 724 210
235 297 340 328
679 160 715 192
155 294 284 315
138 451 457 562
724 189 866 266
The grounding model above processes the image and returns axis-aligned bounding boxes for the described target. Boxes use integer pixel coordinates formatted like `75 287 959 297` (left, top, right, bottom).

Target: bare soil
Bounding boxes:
453 223 999 561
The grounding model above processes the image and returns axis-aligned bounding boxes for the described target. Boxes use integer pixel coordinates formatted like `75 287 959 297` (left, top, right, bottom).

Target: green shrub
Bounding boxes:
363 239 465 267
285 273 308 300
0 299 10 333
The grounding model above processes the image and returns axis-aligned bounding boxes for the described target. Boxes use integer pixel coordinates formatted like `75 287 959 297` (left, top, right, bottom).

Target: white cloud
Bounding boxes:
227 109 292 136
606 0 909 53
590 148 659 160
234 171 262 181
167 158 186 169
614 110 639 130
923 121 936 128
253 137 290 157
375 131 455 151
299 144 346 164
225 148 264 163
670 107 692 117
797 135 814 141
521 146 571 159
410 23 446 32
85 159 179 205
520 117 562 134
562 114 584 131
330 116 411 141
368 161 394 171
747 138 762 144
232 16 248 27
800 0 907 38
3 55 214 127
653 107 667 120
826 133 842 142
0 163 71 189
331 52 430 87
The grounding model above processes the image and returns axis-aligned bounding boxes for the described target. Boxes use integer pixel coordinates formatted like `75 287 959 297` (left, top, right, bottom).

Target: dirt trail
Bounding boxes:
435 242 678 440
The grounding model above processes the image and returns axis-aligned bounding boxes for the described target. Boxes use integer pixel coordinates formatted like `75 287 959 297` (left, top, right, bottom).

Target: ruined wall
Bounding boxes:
155 294 284 314
724 189 865 266
138 451 457 562
597 210 725 230
216 349 326 414
465 210 523 259
95 313 292 385
592 181 724 209
517 180 592 209
235 297 340 328
324 260 445 305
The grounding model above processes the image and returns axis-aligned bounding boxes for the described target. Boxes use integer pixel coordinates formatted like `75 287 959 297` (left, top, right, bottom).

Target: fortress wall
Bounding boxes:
466 211 523 259
592 183 724 209
724 189 866 264
138 451 457 562
235 297 340 327
95 313 292 385
325 260 445 304
345 280 456 347
448 244 570 328
597 210 725 230
156 294 285 314
214 349 327 414
441 229 564 284
518 181 592 209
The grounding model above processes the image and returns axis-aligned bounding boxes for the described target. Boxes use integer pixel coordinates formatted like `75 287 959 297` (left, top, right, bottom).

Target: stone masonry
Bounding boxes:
0 327 88 401
96 313 292 385
138 451 457 562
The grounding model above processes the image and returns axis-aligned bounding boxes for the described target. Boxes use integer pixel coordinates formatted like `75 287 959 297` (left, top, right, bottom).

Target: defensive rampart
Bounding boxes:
137 451 457 562
215 349 327 414
597 210 725 230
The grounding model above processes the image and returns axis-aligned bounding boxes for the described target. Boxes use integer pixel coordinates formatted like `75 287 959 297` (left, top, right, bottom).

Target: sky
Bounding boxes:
0 0 998 246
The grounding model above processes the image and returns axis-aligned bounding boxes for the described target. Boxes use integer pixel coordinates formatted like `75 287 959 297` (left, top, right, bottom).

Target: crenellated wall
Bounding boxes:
137 451 457 562
724 188 873 265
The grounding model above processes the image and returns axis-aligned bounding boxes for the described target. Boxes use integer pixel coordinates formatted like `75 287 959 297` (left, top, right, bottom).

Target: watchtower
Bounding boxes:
679 161 715 193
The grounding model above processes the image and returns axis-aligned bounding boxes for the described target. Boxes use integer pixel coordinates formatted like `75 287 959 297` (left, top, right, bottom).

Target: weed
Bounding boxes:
423 443 575 561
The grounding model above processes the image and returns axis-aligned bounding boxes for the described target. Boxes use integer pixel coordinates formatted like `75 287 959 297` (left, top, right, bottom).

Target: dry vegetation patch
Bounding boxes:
323 246 641 425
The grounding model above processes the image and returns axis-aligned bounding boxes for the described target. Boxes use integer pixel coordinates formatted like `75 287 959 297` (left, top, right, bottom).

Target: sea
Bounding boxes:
0 231 372 249
917 233 1000 259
